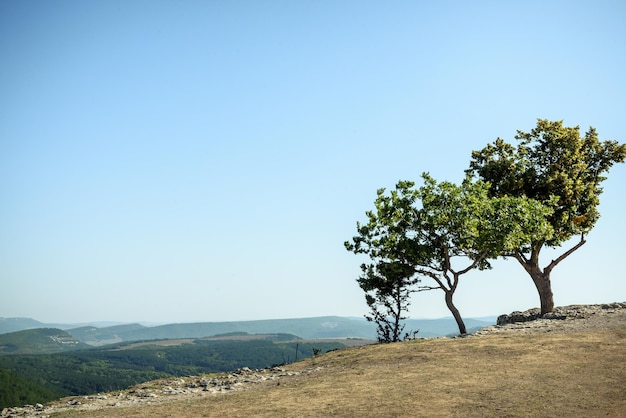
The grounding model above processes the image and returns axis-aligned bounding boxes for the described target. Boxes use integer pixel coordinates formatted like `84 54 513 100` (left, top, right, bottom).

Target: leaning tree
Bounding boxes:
467 119 626 313
346 174 552 335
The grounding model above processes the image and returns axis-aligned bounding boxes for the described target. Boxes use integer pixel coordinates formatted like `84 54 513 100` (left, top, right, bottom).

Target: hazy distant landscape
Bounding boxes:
2 306 624 417
0 315 493 408
0 315 494 344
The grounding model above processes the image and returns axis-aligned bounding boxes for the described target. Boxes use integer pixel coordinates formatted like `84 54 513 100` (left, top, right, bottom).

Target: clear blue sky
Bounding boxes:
1 0 625 324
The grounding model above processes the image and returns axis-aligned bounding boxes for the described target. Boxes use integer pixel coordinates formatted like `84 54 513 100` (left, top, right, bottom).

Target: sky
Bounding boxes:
1 0 625 325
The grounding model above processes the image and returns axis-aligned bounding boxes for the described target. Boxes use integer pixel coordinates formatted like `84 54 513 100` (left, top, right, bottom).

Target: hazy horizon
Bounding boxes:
1 313 501 331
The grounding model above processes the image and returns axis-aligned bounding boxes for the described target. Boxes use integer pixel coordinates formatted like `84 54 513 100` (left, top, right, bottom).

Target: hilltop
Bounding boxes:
3 303 624 417
0 329 90 355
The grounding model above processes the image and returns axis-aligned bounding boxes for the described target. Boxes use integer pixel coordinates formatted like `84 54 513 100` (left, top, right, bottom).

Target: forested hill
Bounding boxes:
0 334 346 409
0 328 91 354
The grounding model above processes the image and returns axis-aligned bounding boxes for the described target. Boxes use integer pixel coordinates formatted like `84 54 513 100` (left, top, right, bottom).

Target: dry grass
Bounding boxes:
54 326 626 417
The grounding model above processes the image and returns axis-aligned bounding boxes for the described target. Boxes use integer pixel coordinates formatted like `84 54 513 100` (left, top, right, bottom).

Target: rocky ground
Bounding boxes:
1 366 326 418
471 302 626 336
2 302 625 418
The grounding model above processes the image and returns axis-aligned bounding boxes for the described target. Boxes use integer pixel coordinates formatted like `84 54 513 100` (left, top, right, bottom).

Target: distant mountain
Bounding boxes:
67 323 148 346
64 316 494 344
0 317 48 335
66 316 377 344
0 318 132 335
0 328 91 354
0 316 496 346
403 318 494 337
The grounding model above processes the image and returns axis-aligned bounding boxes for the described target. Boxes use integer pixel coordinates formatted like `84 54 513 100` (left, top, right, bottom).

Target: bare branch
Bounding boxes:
416 269 446 290
442 271 454 289
457 249 489 275
514 251 535 276
417 285 441 292
545 234 586 275
514 250 529 265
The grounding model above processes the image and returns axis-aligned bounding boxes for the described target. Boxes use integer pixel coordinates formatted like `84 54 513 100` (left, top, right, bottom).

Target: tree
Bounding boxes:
346 180 421 342
346 174 552 335
357 261 419 343
467 119 626 313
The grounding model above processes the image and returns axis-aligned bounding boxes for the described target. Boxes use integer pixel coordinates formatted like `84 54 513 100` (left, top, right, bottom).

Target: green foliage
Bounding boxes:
0 368 62 409
468 119 626 247
0 339 345 408
346 173 552 335
467 119 626 312
359 261 419 343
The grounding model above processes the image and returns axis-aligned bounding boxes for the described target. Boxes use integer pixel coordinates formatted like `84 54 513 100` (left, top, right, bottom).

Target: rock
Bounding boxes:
474 302 626 337
495 303 626 325
497 308 541 325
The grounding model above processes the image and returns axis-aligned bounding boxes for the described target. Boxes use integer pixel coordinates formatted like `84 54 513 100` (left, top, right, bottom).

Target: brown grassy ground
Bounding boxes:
54 325 626 417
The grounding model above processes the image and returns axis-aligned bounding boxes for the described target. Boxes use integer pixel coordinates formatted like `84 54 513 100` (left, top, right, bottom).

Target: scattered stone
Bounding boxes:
1 365 325 417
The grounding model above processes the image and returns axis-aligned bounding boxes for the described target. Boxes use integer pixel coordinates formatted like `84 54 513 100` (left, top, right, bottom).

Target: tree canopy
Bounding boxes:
467 119 626 313
346 174 553 335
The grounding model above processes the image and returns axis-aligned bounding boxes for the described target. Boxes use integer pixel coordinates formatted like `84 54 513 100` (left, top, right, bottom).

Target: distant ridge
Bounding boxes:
0 318 133 335
0 317 47 334
0 316 494 345
0 328 91 354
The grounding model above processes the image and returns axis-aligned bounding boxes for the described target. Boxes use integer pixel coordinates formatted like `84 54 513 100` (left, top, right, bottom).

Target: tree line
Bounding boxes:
346 119 625 342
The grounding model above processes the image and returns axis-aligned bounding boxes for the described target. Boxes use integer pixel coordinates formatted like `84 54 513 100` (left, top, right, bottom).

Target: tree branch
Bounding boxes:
545 233 586 275
442 271 454 289
457 249 489 275
417 285 441 292
415 269 446 291
514 250 529 265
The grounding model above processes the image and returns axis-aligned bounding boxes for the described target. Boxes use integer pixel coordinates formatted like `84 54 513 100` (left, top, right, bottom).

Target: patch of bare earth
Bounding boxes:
6 305 626 417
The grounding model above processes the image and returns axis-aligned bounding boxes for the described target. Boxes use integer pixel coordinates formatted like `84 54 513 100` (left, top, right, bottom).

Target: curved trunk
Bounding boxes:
515 245 556 315
529 269 554 314
445 291 467 335
515 237 586 315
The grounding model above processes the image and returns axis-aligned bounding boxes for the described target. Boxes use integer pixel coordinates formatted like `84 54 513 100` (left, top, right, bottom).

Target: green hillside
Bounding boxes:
0 328 91 355
0 368 62 408
67 323 148 345
0 335 345 409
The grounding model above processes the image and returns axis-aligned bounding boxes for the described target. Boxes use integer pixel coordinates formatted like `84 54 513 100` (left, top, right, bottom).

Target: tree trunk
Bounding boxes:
445 291 467 335
515 244 557 315
528 268 554 314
